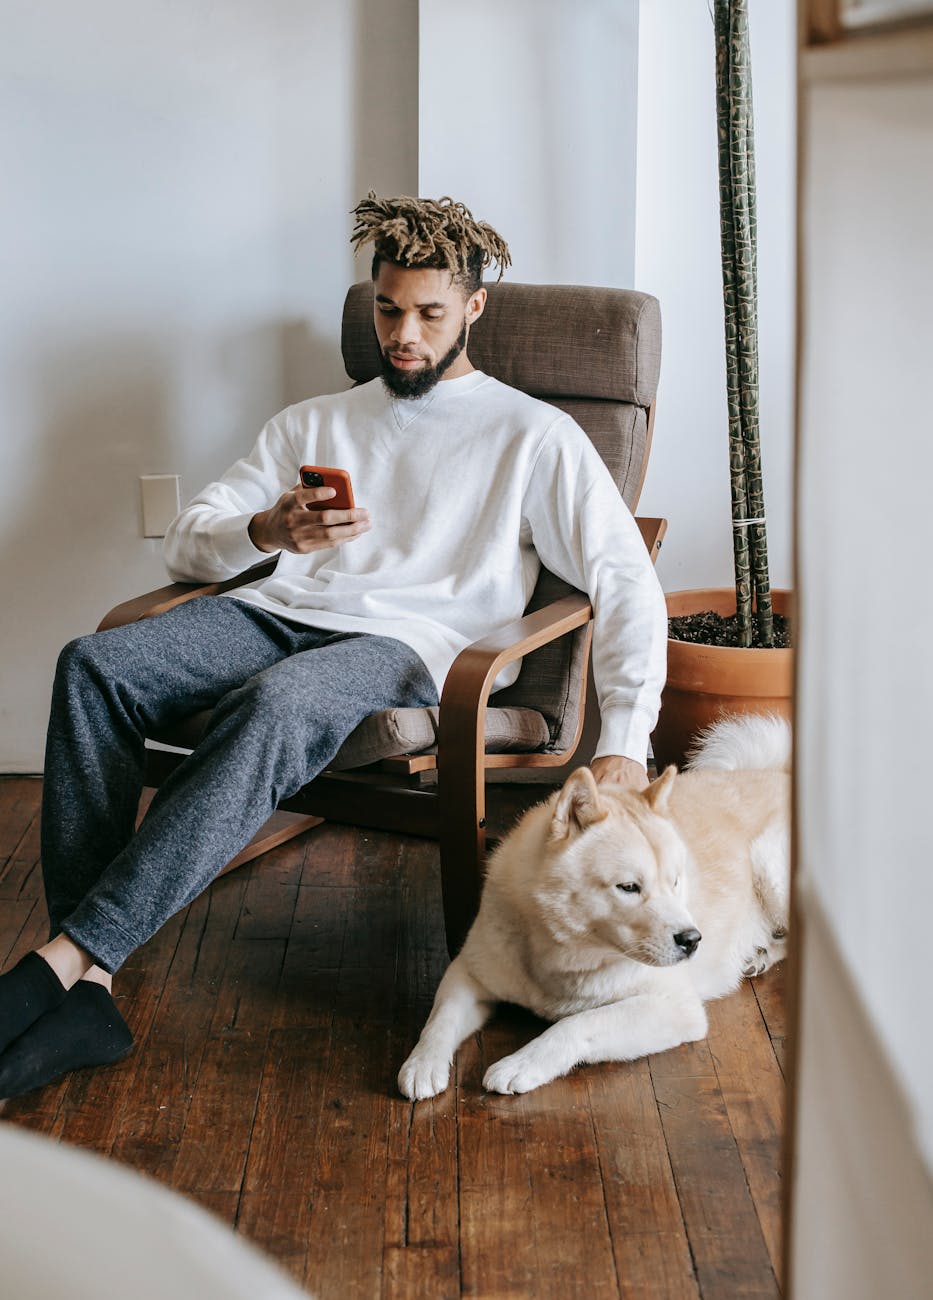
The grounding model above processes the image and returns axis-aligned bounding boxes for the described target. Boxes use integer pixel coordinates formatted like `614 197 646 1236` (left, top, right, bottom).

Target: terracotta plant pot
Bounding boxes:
650 588 794 772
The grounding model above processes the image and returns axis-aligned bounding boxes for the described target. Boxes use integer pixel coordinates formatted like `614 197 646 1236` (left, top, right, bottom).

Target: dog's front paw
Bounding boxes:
483 1047 560 1096
742 939 785 978
398 1049 451 1101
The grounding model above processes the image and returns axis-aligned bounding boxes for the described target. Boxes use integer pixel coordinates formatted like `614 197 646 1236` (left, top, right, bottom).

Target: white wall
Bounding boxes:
792 34 933 1288
419 0 640 286
795 48 933 1187
791 900 933 1299
0 0 417 770
635 0 795 596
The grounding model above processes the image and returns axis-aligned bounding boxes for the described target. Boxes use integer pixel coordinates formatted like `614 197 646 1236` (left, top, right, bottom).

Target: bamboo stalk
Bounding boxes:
728 0 773 644
714 0 753 645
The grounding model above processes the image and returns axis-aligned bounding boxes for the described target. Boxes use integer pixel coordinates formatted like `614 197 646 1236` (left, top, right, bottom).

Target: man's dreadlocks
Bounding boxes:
350 192 511 294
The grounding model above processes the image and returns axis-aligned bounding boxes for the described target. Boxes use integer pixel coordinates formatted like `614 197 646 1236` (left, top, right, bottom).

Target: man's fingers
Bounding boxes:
287 517 372 553
313 518 371 539
309 506 369 528
295 485 337 507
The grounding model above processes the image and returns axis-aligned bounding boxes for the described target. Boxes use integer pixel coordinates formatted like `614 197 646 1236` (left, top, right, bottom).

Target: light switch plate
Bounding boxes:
140 475 181 537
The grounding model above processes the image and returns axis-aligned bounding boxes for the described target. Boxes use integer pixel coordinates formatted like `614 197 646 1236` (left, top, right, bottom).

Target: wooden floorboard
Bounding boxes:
0 775 786 1298
705 984 785 1284
649 1037 779 1298
587 1058 700 1299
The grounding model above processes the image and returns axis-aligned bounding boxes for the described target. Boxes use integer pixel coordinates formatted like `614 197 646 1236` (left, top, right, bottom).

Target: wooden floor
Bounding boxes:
0 776 785 1298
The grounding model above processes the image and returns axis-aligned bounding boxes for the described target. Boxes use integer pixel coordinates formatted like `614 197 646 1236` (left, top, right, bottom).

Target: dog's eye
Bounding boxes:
616 882 641 894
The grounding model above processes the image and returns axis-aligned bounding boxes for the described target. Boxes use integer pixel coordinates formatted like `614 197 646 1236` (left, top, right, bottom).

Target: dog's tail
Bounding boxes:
684 712 791 773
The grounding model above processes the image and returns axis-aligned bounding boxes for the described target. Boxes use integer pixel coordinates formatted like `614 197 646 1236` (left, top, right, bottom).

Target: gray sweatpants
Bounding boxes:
40 596 438 972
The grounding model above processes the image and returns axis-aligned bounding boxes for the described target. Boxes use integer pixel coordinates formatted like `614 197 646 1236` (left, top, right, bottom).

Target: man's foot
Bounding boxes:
0 952 68 1054
0 981 134 1100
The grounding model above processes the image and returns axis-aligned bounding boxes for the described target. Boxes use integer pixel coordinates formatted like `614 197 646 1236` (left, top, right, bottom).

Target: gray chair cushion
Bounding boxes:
149 705 550 770
545 398 648 512
489 569 590 753
329 705 550 770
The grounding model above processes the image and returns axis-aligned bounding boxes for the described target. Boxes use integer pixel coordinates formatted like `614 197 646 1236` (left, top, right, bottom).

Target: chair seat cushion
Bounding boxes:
148 705 551 770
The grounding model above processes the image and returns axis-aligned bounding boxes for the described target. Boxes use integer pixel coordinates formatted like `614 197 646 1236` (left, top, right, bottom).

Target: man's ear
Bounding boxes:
642 765 677 814
465 286 487 326
551 767 608 841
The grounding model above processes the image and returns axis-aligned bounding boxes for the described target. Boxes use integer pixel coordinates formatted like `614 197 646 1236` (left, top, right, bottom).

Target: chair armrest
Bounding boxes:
636 516 667 563
437 591 593 775
97 559 278 631
438 515 667 746
436 515 667 794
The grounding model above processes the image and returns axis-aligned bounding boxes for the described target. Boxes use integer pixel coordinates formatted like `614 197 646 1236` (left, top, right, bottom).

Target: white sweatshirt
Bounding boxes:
163 370 668 762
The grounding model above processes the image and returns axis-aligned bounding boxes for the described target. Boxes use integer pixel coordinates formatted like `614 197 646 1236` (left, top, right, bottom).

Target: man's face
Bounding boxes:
373 263 486 399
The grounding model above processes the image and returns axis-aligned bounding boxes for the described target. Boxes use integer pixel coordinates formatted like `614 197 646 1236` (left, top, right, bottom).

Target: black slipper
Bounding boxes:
0 952 67 1055
0 981 134 1100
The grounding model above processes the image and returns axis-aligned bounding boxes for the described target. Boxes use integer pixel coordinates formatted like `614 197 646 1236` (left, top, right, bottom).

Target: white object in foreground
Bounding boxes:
0 1123 309 1300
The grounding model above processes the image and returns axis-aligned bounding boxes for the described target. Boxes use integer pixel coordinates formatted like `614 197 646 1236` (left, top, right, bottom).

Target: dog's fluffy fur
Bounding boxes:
399 714 790 1098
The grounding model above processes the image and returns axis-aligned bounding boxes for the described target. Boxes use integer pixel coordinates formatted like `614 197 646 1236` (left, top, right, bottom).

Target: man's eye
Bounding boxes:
378 305 398 315
616 882 641 894
423 312 443 321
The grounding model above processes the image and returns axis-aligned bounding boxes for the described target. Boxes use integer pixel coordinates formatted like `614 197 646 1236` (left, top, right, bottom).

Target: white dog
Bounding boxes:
399 714 790 1098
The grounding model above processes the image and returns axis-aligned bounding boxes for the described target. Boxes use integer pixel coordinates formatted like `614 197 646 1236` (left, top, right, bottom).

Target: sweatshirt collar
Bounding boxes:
388 369 489 410
431 369 490 398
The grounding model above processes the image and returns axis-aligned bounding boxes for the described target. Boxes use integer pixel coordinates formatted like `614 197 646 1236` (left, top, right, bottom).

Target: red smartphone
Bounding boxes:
298 465 355 511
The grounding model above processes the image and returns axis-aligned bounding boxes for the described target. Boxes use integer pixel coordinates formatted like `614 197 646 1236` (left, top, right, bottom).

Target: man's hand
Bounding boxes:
589 755 649 790
249 484 371 555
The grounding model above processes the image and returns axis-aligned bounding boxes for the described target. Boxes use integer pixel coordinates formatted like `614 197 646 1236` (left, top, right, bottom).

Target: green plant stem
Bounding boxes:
714 0 753 645
728 0 773 644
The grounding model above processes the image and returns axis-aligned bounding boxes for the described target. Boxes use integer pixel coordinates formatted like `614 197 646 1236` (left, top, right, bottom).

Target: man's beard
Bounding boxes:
380 321 468 400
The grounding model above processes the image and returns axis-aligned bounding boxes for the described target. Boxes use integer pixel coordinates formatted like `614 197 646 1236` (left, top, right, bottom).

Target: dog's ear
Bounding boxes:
551 767 608 840
643 764 677 814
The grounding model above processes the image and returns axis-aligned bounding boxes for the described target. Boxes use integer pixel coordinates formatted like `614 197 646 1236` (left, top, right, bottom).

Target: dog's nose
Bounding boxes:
674 928 702 956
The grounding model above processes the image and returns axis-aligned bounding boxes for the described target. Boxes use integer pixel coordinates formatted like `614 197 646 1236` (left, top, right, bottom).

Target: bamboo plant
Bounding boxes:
714 0 774 647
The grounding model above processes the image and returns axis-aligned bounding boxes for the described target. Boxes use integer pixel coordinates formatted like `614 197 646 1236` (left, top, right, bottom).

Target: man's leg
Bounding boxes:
1 627 437 1095
57 631 437 970
0 598 319 1068
40 597 310 938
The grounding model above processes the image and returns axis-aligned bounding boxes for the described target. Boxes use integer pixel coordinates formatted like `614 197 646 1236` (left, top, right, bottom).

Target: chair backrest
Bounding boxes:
340 281 662 752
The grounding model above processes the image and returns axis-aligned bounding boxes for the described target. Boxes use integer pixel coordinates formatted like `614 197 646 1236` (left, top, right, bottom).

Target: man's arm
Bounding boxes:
163 410 367 583
522 417 668 775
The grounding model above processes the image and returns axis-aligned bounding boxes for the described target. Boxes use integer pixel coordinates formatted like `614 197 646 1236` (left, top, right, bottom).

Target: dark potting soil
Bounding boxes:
668 610 792 649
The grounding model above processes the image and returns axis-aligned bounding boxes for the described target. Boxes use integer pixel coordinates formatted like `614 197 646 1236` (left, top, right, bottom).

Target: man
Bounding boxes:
0 194 667 1098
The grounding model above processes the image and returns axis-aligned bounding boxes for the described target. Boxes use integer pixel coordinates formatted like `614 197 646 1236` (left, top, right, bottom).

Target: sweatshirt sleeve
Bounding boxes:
162 411 300 582
523 416 668 766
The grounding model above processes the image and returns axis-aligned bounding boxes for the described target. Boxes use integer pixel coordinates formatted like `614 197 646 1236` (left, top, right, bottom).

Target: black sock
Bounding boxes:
0 952 68 1054
0 981 134 1100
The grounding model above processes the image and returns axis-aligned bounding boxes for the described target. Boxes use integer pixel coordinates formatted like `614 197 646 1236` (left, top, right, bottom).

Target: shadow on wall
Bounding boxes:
279 317 346 413
3 331 173 599
0 314 338 769
3 314 338 596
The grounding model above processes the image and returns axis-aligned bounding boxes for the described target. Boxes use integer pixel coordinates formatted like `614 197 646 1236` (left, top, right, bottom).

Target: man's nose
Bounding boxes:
391 312 421 347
